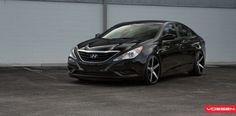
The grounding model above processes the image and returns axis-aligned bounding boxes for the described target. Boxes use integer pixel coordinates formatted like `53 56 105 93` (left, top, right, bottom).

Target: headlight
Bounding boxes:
113 46 143 61
69 46 77 59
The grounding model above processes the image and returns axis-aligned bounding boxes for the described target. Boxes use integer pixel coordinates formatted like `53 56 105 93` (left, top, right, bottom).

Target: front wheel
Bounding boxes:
144 55 161 85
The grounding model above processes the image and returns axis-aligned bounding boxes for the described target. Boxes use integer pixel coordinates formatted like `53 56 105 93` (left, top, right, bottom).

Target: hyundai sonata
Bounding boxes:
68 20 206 84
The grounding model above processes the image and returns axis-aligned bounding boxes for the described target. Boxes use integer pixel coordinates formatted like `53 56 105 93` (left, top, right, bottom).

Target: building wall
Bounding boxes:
106 0 236 8
20 0 236 8
107 5 236 62
0 0 236 65
0 1 103 65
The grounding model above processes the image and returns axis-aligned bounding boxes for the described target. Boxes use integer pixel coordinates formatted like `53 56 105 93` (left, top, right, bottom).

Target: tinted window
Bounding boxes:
102 23 162 40
162 23 177 36
176 24 195 38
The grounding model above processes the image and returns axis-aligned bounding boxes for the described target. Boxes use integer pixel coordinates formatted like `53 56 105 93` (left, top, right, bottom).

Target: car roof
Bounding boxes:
116 20 177 26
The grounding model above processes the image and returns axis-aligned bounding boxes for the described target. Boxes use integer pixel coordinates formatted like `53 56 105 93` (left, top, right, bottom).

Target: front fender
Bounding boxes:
141 43 159 62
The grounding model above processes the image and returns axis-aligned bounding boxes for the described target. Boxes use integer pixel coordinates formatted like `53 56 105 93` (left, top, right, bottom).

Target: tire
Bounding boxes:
189 51 205 76
144 55 161 85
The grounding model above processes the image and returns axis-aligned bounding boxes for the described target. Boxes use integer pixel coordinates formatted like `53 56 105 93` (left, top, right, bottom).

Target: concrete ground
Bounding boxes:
0 65 236 116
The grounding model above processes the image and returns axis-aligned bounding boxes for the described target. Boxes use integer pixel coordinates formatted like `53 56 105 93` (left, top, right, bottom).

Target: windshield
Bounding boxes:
101 23 162 40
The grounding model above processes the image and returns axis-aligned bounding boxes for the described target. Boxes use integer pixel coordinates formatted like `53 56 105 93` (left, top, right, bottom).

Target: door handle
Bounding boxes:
181 40 187 43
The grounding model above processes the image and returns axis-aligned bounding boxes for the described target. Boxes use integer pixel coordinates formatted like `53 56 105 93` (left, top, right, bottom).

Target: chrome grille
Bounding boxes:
78 50 119 62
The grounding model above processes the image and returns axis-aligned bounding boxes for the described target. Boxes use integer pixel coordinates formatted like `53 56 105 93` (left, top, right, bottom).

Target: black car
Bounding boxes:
68 20 206 84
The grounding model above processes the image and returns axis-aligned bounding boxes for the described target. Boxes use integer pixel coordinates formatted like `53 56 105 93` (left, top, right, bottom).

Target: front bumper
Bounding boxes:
67 56 146 80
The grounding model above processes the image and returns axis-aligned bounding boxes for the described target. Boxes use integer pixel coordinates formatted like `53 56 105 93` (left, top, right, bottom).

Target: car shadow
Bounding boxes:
69 73 197 87
70 79 146 87
159 72 192 83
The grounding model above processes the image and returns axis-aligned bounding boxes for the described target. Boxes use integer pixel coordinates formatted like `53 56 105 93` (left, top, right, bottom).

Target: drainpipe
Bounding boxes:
102 0 107 31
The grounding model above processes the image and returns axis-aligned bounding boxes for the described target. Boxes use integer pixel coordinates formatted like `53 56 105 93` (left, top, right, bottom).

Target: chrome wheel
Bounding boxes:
197 53 205 73
189 51 205 76
146 56 160 84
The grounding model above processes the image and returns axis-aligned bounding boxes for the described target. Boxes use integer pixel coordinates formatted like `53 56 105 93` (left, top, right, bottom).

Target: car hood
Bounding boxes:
77 38 149 51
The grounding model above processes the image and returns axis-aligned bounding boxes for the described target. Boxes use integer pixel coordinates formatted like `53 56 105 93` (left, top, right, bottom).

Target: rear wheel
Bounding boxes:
189 51 205 76
144 55 161 85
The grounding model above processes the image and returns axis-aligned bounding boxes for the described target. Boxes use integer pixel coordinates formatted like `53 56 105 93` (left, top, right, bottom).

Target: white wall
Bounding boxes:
0 1 236 65
0 1 103 65
108 5 236 63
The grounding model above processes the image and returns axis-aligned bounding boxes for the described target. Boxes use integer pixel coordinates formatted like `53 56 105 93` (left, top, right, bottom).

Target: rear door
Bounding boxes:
159 23 184 74
176 23 198 66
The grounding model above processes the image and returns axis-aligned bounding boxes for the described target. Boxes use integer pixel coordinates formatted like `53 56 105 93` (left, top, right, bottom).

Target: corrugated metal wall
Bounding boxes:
19 0 236 8
0 1 103 65
0 0 236 65
107 5 236 62
107 0 236 8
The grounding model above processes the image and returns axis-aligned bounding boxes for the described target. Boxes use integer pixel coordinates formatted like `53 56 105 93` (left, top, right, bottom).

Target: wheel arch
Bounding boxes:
143 44 163 77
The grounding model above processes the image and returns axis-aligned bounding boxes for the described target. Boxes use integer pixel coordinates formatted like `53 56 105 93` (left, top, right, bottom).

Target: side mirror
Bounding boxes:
161 34 177 41
95 33 100 38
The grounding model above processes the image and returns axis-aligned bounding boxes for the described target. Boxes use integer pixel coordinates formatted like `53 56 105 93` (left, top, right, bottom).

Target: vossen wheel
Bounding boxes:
144 55 161 85
189 51 205 76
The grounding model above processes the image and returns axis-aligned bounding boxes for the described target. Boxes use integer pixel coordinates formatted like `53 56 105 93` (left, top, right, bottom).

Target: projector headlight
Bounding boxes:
113 46 143 61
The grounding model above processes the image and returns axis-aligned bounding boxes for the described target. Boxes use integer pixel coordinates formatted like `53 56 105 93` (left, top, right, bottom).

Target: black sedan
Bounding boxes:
68 20 206 85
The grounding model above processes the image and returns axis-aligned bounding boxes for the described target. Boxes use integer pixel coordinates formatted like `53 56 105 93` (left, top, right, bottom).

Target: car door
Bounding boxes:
159 23 184 74
176 23 198 67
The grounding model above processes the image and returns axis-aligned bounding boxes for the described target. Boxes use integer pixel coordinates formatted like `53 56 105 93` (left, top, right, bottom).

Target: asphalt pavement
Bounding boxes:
0 65 236 116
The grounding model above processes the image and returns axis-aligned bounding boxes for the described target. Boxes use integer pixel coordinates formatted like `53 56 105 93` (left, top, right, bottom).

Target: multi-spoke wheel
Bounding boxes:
144 55 161 85
189 51 205 76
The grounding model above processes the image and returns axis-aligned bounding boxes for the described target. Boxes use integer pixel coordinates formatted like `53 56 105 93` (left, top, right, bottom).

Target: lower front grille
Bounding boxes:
78 50 119 62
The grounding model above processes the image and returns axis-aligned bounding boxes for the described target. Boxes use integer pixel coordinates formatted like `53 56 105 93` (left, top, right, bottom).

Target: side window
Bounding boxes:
162 24 177 37
186 26 197 37
176 24 195 38
176 24 188 37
